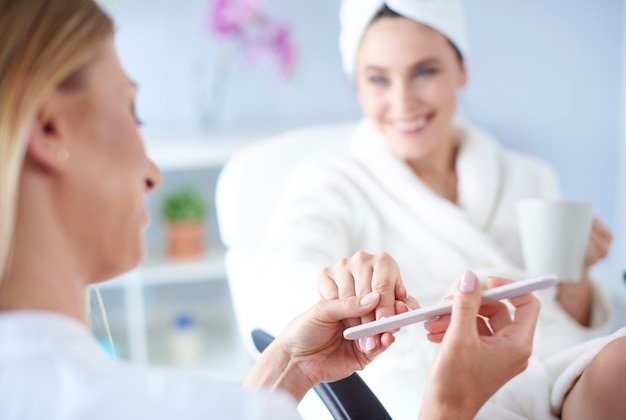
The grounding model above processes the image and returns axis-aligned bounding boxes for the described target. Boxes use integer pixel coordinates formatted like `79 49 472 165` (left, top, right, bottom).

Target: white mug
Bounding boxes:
516 199 593 282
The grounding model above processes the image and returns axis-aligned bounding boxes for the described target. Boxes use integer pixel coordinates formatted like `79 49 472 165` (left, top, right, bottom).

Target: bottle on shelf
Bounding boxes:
168 313 203 365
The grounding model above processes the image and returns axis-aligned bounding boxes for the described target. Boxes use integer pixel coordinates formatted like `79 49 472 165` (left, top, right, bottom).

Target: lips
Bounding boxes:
389 113 432 134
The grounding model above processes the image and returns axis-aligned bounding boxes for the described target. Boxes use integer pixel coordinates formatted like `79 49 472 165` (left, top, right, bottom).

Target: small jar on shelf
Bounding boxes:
168 313 204 365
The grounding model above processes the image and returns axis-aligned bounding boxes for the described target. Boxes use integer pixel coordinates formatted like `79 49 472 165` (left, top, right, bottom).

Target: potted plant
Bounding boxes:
162 187 207 259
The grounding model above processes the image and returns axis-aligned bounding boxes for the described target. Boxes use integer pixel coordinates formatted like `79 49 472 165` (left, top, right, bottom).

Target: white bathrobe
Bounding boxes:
250 120 617 419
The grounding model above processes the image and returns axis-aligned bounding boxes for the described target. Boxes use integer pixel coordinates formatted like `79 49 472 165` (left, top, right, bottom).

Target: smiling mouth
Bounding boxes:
389 114 432 134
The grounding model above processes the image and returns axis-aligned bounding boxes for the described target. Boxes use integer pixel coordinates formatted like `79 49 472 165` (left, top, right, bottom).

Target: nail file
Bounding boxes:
343 274 557 340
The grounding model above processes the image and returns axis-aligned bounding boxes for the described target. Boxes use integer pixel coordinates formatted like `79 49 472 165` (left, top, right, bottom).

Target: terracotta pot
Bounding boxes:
166 221 205 259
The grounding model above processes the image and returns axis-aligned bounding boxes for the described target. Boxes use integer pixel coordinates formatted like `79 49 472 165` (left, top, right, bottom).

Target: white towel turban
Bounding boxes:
339 0 469 79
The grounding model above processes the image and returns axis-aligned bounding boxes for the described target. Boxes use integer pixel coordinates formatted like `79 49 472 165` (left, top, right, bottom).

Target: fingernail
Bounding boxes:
365 336 376 352
358 337 366 351
459 271 475 293
360 292 379 307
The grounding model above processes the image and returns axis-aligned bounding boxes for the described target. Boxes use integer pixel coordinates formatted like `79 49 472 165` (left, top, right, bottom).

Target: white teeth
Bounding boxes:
393 117 428 132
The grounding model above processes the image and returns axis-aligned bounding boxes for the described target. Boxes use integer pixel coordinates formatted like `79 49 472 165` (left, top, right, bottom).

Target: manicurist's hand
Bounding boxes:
317 251 419 354
419 272 540 420
243 291 393 401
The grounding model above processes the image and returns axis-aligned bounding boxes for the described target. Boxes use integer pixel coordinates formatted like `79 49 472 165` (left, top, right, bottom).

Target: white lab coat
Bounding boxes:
247 120 615 419
0 311 299 420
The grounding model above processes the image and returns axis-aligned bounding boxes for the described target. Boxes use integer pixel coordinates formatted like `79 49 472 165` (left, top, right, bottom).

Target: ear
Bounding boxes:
25 96 70 172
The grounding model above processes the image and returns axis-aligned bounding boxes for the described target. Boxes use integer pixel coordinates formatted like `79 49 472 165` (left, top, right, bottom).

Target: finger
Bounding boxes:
589 228 609 256
334 258 357 299
425 313 493 336
585 218 612 264
404 295 421 310
394 300 412 314
350 252 377 327
447 271 481 339
317 267 339 300
590 222 612 256
313 292 381 324
379 332 396 350
424 315 450 334
485 276 513 289
395 282 408 302
476 301 512 332
486 276 540 341
426 332 445 343
584 243 603 267
371 253 403 321
327 260 362 329
592 218 613 243
503 292 540 344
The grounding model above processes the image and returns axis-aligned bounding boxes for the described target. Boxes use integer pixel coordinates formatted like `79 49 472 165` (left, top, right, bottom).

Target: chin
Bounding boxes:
391 140 434 162
95 244 146 284
127 241 147 270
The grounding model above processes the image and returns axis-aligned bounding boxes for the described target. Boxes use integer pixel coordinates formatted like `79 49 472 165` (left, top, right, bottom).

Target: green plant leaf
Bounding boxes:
162 187 207 222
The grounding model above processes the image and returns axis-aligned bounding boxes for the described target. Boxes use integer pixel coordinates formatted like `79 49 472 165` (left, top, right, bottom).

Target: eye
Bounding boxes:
414 68 437 78
368 75 389 86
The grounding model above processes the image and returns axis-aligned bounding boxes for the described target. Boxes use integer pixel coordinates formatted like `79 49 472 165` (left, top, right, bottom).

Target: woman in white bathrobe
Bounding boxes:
250 1 625 418
0 1 547 419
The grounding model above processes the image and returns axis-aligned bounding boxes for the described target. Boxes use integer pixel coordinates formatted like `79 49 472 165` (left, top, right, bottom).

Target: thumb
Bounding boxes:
314 292 381 323
447 271 481 338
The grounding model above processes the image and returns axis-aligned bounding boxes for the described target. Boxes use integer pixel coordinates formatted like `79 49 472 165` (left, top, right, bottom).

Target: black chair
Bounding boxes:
251 328 392 420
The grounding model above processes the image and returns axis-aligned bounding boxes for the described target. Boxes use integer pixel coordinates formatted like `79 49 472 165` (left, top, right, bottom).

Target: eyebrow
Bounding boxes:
364 57 442 73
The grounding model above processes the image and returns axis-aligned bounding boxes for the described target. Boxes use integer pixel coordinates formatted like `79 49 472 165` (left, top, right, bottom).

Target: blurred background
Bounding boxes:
95 0 626 383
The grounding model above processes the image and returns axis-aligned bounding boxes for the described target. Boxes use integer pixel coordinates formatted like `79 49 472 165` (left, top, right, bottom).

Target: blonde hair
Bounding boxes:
0 0 113 280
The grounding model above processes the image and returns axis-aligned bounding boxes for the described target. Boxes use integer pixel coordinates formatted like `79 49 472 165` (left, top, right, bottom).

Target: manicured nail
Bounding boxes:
360 292 379 307
365 336 376 352
459 271 475 293
358 337 366 351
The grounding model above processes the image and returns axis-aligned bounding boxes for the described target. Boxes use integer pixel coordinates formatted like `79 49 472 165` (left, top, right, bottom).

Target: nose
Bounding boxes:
145 159 162 192
389 81 416 115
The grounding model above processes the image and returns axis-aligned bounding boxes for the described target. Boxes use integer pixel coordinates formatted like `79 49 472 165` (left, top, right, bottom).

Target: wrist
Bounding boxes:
243 341 316 402
556 274 592 326
419 389 479 420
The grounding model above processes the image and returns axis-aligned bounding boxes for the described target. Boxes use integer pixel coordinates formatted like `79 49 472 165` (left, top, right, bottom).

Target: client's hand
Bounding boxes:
583 217 612 271
244 292 392 401
557 217 612 326
419 272 540 420
317 251 419 353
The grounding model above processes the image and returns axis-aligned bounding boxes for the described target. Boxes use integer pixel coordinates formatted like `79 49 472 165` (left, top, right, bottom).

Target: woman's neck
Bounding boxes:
407 132 459 202
0 180 88 324
0 245 88 323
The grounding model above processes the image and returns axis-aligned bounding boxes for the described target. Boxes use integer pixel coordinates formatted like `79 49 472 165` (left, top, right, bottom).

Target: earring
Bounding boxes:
57 148 69 162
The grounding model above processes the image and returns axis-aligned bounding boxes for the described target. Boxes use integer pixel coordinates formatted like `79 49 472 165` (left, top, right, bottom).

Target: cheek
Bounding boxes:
357 88 387 121
423 77 459 114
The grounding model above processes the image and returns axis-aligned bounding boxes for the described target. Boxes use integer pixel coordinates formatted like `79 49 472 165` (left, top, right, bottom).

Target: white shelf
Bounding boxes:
101 247 226 289
146 138 254 171
145 128 285 171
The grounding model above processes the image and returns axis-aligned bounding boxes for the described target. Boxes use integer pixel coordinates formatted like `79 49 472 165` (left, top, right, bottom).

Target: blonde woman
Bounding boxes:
0 0 543 419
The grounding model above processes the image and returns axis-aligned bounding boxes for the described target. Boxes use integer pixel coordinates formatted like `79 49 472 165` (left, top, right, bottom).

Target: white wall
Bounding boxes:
461 0 622 234
112 0 359 136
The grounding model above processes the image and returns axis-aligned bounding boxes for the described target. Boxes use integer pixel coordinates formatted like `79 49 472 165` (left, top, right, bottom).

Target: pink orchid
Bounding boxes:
207 0 296 81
